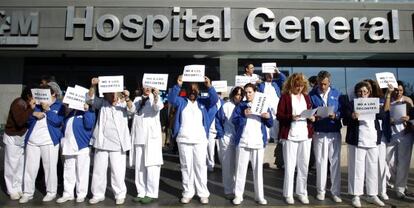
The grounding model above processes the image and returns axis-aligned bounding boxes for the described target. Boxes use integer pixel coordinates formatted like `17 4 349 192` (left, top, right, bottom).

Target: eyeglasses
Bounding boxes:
357 90 369 94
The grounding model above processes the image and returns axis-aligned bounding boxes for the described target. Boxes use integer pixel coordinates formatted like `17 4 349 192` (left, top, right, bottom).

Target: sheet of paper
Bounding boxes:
375 72 398 88
212 80 228 93
300 108 317 119
354 98 379 120
261 62 277 73
316 106 334 118
250 92 269 116
182 65 205 82
98 75 124 93
31 88 52 104
235 75 254 87
63 86 89 111
390 103 406 121
142 73 169 90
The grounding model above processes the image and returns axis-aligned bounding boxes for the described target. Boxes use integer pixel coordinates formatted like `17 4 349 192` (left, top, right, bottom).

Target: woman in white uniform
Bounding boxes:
127 86 164 204
231 83 273 205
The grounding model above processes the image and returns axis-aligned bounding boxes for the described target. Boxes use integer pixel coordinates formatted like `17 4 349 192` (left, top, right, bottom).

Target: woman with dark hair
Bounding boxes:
231 83 273 205
3 86 34 200
277 73 315 205
215 86 244 199
344 81 385 207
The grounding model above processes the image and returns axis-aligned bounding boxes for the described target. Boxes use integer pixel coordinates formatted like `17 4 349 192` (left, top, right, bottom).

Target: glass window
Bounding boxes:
292 67 347 94
396 68 414 97
345 67 397 95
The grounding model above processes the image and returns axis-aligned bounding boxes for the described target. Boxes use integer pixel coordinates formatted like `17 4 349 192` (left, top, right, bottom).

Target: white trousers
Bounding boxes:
23 143 59 196
378 140 389 195
313 132 341 196
91 149 127 199
234 147 265 201
178 142 210 198
282 139 312 197
207 132 217 169
3 134 25 195
386 133 413 193
348 145 378 196
218 136 236 195
135 145 161 198
62 151 90 198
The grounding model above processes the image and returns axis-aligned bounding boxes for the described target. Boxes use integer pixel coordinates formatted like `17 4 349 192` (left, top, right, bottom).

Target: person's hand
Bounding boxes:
292 115 301 121
261 112 270 119
401 115 410 122
33 112 45 120
204 76 211 88
177 75 183 87
244 108 252 116
352 112 359 120
153 88 159 97
84 104 89 111
308 116 315 122
328 113 336 119
123 90 130 98
29 98 36 110
41 102 50 112
91 77 99 86
274 67 280 74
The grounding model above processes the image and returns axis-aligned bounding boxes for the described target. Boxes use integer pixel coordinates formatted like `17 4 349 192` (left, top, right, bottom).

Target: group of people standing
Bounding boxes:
2 65 413 207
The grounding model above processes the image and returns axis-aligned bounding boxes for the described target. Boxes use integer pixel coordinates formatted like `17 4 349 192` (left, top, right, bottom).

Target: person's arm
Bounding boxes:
168 76 183 108
215 106 225 139
152 89 164 112
45 103 65 128
83 104 96 130
262 108 273 128
11 99 33 128
275 69 286 89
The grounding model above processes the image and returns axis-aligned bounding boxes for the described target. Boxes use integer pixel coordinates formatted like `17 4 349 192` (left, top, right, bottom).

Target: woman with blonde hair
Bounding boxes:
277 73 315 205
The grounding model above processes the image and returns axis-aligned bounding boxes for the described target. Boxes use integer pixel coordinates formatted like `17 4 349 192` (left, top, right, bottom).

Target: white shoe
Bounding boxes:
19 195 33 204
396 191 406 199
366 195 385 207
316 192 325 201
76 197 85 203
9 193 21 200
352 196 361 208
257 198 267 205
232 196 243 205
56 195 74 203
298 195 309 204
42 193 56 202
380 193 389 201
200 197 209 204
332 195 342 203
115 198 125 205
285 196 294 205
180 197 191 204
89 197 105 204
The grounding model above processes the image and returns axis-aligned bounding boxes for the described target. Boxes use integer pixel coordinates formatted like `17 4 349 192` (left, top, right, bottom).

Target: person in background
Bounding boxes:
127 86 164 204
387 80 413 199
56 103 96 203
88 77 131 205
309 71 343 203
243 63 262 84
168 75 218 205
3 86 34 200
19 83 65 203
215 86 244 199
277 73 315 205
344 81 385 207
231 83 273 205
308 75 318 90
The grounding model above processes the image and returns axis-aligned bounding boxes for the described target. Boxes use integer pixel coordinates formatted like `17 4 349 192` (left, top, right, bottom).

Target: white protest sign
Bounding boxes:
31 88 52 104
212 80 228 93
262 62 277 73
98 75 124 93
300 108 318 119
354 98 380 120
250 92 269 115
390 103 406 122
316 106 334 118
63 86 89 111
375 72 398 88
182 65 205 82
142 73 169 91
235 75 253 87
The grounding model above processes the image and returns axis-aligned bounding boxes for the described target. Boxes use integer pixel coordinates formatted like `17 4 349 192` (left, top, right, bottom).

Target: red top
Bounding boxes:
276 93 314 140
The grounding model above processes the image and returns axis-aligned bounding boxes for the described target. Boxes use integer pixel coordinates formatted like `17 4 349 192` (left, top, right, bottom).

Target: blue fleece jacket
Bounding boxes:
309 87 342 132
168 84 219 139
62 109 96 150
25 100 65 146
257 72 286 97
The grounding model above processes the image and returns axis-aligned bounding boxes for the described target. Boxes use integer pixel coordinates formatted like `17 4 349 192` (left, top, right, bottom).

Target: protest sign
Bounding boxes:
182 65 205 82
354 98 380 120
142 73 168 91
31 88 52 104
63 86 89 111
98 75 124 93
212 80 228 93
375 72 398 88
235 75 253 87
250 92 269 115
262 62 277 73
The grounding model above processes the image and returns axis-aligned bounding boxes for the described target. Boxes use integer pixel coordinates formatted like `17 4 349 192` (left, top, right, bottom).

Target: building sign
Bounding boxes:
0 10 39 45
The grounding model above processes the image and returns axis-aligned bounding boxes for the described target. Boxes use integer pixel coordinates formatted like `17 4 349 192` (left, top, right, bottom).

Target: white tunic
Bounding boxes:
61 117 89 155
28 115 53 146
222 102 236 139
288 94 308 141
239 102 264 149
358 120 377 148
177 100 207 144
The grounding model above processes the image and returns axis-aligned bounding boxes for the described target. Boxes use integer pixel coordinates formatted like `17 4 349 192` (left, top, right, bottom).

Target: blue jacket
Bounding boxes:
62 109 96 150
257 72 286 97
232 101 273 147
168 84 219 139
207 98 224 129
25 100 65 146
309 87 342 132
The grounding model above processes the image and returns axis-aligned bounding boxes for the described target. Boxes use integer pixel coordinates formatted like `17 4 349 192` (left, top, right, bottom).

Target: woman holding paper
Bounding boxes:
19 83 65 203
88 77 131 205
56 103 95 203
168 75 218 205
277 73 315 205
387 80 413 199
344 81 385 207
127 86 164 204
231 83 273 205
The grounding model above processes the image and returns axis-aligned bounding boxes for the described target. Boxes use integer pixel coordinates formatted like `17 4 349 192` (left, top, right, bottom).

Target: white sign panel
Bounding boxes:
250 92 269 115
98 75 124 93
262 62 277 73
63 86 89 111
354 98 380 120
31 88 52 104
212 80 228 93
235 75 253 87
182 65 205 82
375 72 398 88
142 73 169 91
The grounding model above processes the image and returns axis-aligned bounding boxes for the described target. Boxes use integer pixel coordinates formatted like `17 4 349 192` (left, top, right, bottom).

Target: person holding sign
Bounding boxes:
243 63 262 84
3 86 34 200
126 86 164 204
56 103 96 204
276 73 315 205
87 77 131 205
19 83 65 204
387 80 413 199
215 86 244 199
168 75 219 205
309 71 343 203
343 81 385 207
231 83 273 205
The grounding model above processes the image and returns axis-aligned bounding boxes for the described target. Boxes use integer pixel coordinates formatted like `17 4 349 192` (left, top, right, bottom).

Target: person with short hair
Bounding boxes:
243 63 262 84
